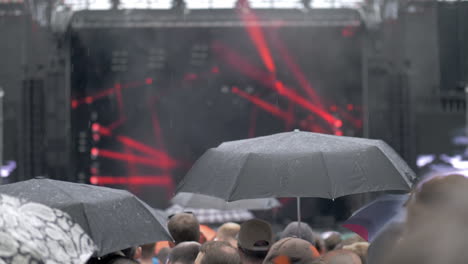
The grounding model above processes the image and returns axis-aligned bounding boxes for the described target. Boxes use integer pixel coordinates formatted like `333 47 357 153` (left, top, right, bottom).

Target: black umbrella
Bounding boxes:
177 131 415 225
0 178 172 257
342 194 408 241
171 192 280 210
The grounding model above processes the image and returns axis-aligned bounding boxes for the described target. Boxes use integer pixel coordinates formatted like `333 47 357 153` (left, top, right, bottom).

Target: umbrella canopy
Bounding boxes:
166 204 254 224
0 193 96 264
342 194 408 241
177 131 415 201
171 192 280 210
0 178 172 257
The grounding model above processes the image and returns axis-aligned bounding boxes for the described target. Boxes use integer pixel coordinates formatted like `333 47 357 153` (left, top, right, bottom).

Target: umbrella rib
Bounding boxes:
227 153 252 202
372 146 412 188
319 151 334 199
48 181 95 243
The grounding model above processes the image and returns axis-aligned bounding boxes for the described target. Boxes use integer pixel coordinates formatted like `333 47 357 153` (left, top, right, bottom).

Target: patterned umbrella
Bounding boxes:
0 194 96 264
166 204 254 224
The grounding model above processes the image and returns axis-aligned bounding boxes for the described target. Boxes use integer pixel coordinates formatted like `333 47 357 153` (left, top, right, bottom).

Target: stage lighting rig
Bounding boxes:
110 0 120 9
172 0 186 10
301 0 312 9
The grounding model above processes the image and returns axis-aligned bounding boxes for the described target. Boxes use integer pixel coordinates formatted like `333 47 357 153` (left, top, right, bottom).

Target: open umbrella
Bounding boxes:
0 193 96 263
166 204 254 224
172 192 280 210
342 194 408 241
177 131 415 224
0 178 172 257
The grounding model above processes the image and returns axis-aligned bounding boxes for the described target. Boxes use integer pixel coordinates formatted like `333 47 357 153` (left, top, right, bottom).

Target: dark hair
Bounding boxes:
168 241 201 264
200 241 241 264
121 247 138 259
141 243 156 259
86 255 139 264
167 213 200 244
107 257 139 264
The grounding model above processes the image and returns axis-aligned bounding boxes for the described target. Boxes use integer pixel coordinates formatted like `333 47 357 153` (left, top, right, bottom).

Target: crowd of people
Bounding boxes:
82 173 468 264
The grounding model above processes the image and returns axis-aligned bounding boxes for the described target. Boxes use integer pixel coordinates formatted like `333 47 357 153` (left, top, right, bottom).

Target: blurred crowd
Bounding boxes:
2 172 467 264
81 173 468 264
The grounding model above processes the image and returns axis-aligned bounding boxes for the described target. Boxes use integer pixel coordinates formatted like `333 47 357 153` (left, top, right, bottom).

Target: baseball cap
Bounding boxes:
263 237 321 264
238 219 273 252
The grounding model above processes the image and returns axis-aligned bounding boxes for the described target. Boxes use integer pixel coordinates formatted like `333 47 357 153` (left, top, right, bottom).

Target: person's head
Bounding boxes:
140 243 156 260
321 232 342 252
406 174 468 228
195 241 242 264
157 247 171 264
263 237 321 264
121 246 142 260
323 250 362 264
167 241 201 264
215 222 240 248
342 243 368 264
379 174 468 264
238 219 274 262
168 213 201 245
106 257 140 264
281 222 316 246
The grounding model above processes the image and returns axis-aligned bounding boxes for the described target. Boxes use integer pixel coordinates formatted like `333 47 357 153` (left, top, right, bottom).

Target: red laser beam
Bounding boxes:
214 42 340 127
213 41 273 84
273 80 341 127
285 100 295 131
115 83 124 113
94 149 178 169
237 8 276 74
248 107 258 138
92 123 112 136
116 135 176 166
90 175 173 186
147 97 175 197
107 117 127 131
232 87 292 122
336 106 362 128
269 30 324 109
124 146 139 192
72 79 148 108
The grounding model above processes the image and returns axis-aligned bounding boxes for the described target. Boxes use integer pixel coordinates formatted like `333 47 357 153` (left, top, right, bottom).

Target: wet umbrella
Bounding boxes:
342 194 408 242
171 192 280 210
166 204 254 224
177 131 415 225
0 193 96 263
0 178 172 257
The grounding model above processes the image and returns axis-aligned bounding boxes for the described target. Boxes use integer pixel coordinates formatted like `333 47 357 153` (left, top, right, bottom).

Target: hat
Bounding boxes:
263 237 321 264
238 219 273 252
281 221 316 246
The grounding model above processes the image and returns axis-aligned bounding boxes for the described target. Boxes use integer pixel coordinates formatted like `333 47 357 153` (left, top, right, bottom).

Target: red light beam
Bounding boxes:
90 175 173 186
270 30 324 109
248 107 258 138
237 8 276 74
95 149 178 169
116 135 176 166
232 87 292 122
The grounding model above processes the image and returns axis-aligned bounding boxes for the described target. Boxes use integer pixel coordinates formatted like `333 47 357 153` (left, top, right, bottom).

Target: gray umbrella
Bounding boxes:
0 178 172 257
171 192 280 210
177 131 414 229
177 131 415 201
